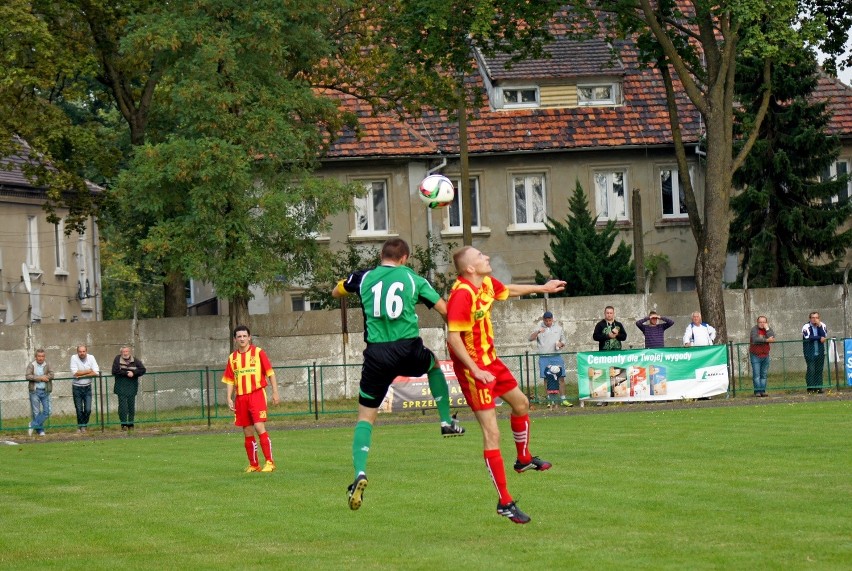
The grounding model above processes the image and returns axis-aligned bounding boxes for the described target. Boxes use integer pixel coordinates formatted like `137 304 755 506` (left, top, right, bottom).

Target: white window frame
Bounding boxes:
353 180 389 235
26 215 40 271
594 169 629 221
510 173 547 229
446 177 481 232
578 83 619 106
500 86 539 109
823 159 851 203
54 220 68 273
659 166 692 219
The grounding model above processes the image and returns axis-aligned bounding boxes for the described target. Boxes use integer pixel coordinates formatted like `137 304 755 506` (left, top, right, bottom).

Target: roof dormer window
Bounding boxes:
500 87 539 109
578 83 620 106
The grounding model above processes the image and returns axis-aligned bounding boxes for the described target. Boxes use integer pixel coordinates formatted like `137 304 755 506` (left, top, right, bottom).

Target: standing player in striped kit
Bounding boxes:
223 325 280 473
447 246 565 524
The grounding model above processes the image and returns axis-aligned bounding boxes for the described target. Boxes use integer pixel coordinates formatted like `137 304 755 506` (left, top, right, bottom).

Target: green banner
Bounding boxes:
577 345 729 402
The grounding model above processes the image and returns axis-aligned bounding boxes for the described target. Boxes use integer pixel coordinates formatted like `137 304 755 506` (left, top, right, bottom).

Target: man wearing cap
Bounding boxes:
529 311 571 407
635 311 675 348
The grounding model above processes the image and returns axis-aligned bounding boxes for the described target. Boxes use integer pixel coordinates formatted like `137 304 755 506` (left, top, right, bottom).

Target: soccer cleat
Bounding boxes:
347 474 368 511
514 456 552 473
244 465 262 473
261 461 276 472
441 413 465 437
496 500 531 524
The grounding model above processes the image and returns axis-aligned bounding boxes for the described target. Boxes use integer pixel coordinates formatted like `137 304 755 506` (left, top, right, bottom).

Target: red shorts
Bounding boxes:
233 389 268 427
451 357 518 411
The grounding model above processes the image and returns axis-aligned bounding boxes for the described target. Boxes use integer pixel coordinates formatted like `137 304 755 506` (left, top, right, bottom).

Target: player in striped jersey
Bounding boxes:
446 246 565 524
223 325 280 473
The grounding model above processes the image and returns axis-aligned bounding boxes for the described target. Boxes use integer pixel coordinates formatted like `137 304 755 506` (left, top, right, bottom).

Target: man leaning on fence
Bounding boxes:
802 312 827 394
70 345 99 433
529 311 571 408
25 349 55 437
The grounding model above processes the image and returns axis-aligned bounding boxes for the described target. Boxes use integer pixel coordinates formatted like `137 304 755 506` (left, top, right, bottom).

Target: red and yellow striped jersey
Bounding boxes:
446 276 509 366
222 345 273 396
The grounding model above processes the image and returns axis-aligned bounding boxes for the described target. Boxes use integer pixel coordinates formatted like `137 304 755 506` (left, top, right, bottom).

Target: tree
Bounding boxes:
562 0 837 342
535 181 635 297
729 46 852 287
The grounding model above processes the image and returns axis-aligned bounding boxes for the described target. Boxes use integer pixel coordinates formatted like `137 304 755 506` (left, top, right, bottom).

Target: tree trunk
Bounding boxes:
163 271 187 317
229 297 251 340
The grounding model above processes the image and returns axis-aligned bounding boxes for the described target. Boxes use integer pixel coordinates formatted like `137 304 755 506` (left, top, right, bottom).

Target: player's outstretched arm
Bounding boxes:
506 279 566 297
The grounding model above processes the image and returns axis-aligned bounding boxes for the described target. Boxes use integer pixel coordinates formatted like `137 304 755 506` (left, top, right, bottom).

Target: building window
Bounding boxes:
660 168 690 218
578 83 619 106
501 87 539 108
666 276 696 292
291 295 317 312
447 177 480 231
54 220 67 271
512 173 547 227
823 160 850 203
594 170 629 221
354 180 388 234
26 216 39 270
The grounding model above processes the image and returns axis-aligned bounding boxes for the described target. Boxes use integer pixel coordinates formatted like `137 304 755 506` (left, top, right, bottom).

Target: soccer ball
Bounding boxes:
418 174 455 209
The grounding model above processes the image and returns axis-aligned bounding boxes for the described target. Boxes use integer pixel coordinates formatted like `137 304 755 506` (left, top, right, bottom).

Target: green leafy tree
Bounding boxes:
729 45 852 287
561 0 840 342
304 241 381 310
536 181 635 296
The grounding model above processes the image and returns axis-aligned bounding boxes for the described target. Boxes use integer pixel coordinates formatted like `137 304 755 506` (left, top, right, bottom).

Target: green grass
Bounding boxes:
1 401 850 570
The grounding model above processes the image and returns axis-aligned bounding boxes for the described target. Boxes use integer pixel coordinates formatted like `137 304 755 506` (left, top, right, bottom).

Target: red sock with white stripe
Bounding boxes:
484 449 513 505
510 414 532 464
259 431 273 463
244 436 259 467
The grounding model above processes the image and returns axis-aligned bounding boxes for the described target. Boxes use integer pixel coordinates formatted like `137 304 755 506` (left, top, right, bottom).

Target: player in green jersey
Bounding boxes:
332 237 464 510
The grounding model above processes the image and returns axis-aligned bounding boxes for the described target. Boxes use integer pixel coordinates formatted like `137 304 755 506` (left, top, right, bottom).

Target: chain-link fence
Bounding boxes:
1 342 846 434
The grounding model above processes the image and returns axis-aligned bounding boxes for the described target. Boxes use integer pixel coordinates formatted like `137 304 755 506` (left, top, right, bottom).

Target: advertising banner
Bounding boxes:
577 345 729 402
378 360 469 413
844 339 852 387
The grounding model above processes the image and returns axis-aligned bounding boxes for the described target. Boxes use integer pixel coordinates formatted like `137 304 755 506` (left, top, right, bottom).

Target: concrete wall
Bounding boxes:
2 284 848 381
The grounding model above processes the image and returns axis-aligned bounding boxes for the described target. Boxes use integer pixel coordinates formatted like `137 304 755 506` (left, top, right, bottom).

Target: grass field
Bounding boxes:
1 401 850 570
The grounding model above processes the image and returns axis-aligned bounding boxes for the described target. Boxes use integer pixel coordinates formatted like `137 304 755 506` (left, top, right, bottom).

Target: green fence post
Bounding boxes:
205 366 211 429
313 362 319 421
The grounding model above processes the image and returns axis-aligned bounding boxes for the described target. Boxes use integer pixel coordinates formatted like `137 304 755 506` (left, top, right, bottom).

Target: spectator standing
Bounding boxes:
223 325 280 472
749 316 776 397
802 312 828 394
25 349 55 437
683 312 716 347
529 311 571 408
70 345 99 433
111 346 147 431
593 306 627 351
634 311 675 348
447 246 565 524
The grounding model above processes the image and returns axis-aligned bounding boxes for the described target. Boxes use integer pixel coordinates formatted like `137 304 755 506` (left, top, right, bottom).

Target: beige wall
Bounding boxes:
0 197 100 325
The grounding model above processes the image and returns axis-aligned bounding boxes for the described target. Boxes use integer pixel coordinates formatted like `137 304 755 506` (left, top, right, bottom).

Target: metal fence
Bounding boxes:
1 340 846 434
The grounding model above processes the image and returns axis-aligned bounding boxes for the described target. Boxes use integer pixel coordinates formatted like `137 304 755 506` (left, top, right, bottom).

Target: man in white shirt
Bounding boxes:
70 345 100 433
683 311 716 347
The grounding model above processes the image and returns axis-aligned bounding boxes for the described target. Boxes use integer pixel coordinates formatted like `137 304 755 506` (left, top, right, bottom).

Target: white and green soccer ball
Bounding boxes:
418 174 455 209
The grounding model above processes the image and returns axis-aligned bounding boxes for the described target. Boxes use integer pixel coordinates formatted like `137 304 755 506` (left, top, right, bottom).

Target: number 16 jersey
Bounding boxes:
340 264 441 343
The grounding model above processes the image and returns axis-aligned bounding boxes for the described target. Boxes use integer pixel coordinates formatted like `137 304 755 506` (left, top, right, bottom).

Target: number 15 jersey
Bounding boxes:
340 264 441 343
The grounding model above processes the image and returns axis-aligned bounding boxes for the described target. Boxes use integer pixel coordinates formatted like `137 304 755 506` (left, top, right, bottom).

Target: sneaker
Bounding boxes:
244 465 262 473
514 456 552 473
496 500 531 524
261 461 276 472
441 413 465 437
561 399 573 407
347 474 368 511
37 431 46 437
27 424 33 437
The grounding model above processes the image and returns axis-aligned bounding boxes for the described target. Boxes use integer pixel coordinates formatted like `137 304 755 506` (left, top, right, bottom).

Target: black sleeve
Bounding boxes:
342 269 368 295
616 321 627 341
111 355 123 377
592 321 606 342
134 359 146 377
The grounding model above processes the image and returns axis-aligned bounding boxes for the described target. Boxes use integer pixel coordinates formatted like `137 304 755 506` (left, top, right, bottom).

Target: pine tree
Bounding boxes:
536 180 634 296
729 47 852 287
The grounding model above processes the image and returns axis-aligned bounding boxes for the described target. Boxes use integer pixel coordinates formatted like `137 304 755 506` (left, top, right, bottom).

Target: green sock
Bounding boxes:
427 365 453 425
352 420 373 477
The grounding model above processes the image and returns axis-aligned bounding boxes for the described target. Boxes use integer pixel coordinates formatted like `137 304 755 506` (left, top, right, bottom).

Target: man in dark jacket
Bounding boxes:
593 306 627 351
112 346 146 430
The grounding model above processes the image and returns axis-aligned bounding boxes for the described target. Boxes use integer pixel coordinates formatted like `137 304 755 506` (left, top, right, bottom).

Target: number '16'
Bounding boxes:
371 281 404 318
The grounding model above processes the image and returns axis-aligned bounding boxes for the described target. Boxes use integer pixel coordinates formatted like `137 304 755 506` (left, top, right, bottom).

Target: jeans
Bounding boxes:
72 384 93 427
749 354 770 394
804 354 825 390
29 389 51 431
